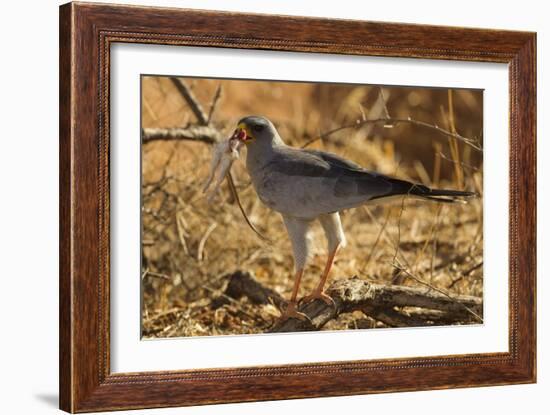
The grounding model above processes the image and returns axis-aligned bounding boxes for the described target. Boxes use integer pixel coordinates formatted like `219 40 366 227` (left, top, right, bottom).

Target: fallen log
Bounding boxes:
211 271 483 333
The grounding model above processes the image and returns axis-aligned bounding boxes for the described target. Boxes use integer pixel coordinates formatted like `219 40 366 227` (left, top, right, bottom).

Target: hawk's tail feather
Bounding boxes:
383 177 479 203
420 195 468 204
408 184 478 203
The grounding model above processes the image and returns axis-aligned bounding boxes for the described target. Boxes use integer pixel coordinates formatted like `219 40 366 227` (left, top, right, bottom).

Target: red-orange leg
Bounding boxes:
300 245 339 306
278 268 309 322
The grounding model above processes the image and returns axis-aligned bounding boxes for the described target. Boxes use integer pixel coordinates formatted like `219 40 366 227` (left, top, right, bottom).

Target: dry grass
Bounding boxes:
141 76 483 338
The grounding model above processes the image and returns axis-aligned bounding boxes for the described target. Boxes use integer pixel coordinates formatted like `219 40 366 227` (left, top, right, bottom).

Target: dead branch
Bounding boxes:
141 118 268 243
302 117 482 151
169 77 208 125
210 271 482 333
448 261 483 289
207 84 223 124
197 223 218 262
141 268 171 281
438 150 480 171
142 125 221 144
391 260 483 323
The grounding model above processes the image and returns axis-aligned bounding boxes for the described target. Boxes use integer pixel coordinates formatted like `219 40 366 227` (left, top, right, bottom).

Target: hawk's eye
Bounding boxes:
253 124 264 133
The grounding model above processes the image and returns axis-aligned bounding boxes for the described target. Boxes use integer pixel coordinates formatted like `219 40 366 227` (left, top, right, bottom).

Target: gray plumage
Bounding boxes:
242 115 474 221
235 115 476 319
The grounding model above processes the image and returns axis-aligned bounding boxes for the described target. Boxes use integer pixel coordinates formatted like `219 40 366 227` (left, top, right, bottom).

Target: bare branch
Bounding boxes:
362 205 482 323
378 87 391 119
142 126 267 242
302 117 483 151
197 223 218 262
448 261 483 289
142 125 221 144
169 77 208 125
141 268 171 281
361 207 391 271
438 150 480 171
392 260 483 323
207 84 223 124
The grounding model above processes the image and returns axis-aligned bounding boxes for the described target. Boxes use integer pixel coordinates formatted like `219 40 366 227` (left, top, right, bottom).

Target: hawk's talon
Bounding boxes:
278 301 311 323
299 290 336 307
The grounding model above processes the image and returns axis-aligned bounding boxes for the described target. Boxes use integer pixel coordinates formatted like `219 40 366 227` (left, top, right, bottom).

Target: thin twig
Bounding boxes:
143 97 158 122
207 84 223 124
175 212 190 256
392 260 483 323
429 210 442 284
392 194 408 266
448 261 484 289
438 151 480 172
433 142 442 186
141 268 171 281
301 117 482 151
197 223 218 262
363 204 483 323
464 261 483 276
169 77 208 125
378 87 391 119
412 204 443 273
447 89 464 189
362 207 392 271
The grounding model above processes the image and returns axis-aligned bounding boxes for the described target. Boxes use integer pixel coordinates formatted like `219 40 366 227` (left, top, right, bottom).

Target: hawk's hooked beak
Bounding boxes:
233 123 254 144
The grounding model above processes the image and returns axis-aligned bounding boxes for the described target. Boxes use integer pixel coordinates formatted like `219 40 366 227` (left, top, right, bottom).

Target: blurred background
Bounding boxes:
141 76 483 338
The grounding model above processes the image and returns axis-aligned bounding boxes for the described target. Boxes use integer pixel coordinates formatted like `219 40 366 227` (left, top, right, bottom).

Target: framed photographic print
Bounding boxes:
59 2 536 412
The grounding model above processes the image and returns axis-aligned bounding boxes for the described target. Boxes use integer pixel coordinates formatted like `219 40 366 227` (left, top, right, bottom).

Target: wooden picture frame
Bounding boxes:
59 2 536 412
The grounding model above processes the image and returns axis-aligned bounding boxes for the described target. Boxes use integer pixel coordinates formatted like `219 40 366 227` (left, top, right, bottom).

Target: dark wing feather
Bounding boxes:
268 148 403 200
302 148 425 199
303 149 477 200
267 147 475 204
302 149 364 171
